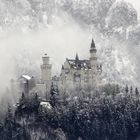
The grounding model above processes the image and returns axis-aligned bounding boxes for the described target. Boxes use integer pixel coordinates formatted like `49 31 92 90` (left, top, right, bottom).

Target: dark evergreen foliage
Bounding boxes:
1 85 140 140
102 83 120 96
135 88 139 96
125 85 129 93
130 86 133 94
50 83 59 108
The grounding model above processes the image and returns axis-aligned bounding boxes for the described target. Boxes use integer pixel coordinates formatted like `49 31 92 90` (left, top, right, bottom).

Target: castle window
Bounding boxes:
74 73 80 82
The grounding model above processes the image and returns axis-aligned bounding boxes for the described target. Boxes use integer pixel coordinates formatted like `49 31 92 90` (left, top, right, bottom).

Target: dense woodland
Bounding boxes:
0 84 140 140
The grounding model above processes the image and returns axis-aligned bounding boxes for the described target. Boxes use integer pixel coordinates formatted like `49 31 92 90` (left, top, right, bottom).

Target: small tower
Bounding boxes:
75 53 80 69
90 39 97 69
75 53 79 61
40 54 52 86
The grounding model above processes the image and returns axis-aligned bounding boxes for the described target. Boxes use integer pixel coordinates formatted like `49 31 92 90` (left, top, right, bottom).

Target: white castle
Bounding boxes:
37 39 102 97
14 39 102 98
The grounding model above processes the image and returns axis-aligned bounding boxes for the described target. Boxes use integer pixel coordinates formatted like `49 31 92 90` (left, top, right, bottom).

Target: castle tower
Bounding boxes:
75 53 79 61
90 39 97 70
40 54 52 86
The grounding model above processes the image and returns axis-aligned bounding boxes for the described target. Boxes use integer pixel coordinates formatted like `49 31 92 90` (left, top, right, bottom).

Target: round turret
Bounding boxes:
42 54 50 65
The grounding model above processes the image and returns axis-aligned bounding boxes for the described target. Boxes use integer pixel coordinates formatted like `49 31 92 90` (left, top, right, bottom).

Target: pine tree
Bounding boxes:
135 88 139 96
33 92 39 105
50 83 59 108
15 93 27 118
6 105 13 121
55 86 59 95
20 92 26 105
50 82 56 96
115 84 120 94
130 86 133 94
32 92 40 114
3 105 14 140
125 85 129 93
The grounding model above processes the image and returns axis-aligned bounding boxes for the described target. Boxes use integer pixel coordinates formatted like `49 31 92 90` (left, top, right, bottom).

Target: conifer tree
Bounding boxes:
50 82 56 96
135 88 139 96
3 105 14 140
125 85 129 93
130 86 133 94
50 83 59 108
115 84 120 94
20 92 26 105
33 92 39 106
6 105 13 121
32 92 40 114
15 93 27 118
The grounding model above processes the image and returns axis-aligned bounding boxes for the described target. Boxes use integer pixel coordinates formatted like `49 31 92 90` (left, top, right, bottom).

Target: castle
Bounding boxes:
38 39 102 97
15 39 102 98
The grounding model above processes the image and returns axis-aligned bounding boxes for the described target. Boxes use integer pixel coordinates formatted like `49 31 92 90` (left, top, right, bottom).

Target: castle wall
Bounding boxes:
38 39 102 97
59 62 101 94
35 83 47 98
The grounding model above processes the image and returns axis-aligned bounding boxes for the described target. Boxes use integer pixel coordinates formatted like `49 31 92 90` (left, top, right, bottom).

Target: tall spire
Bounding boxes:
90 38 97 53
91 38 96 49
62 65 64 70
75 53 79 61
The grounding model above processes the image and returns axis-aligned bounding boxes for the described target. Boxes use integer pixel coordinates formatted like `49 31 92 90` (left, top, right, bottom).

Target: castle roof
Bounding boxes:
21 75 31 81
75 53 79 61
91 39 96 49
65 39 97 70
90 39 97 52
67 58 91 70
62 65 64 70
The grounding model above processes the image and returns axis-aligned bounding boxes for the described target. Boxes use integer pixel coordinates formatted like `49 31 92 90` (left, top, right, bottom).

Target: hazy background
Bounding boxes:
0 0 140 104
124 0 140 18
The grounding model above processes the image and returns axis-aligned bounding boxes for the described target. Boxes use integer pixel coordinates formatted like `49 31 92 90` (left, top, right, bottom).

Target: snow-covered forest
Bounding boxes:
0 0 140 139
0 84 140 140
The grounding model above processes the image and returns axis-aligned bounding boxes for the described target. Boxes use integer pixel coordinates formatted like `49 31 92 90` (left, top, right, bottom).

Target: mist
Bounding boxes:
0 0 139 104
0 11 91 98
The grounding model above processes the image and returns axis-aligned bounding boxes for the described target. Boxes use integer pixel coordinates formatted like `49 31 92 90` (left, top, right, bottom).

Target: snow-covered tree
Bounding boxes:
125 85 129 93
128 24 140 45
135 87 139 96
50 83 59 108
106 1 138 29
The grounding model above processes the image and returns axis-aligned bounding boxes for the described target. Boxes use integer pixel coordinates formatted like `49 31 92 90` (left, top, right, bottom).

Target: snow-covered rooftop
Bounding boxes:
22 75 31 80
67 59 91 70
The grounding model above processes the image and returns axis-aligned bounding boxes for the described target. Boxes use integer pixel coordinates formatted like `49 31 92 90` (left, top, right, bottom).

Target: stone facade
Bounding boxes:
40 39 102 95
58 39 102 93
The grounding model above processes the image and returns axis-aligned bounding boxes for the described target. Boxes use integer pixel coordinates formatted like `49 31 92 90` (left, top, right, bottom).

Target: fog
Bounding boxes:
0 12 91 97
0 0 139 103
